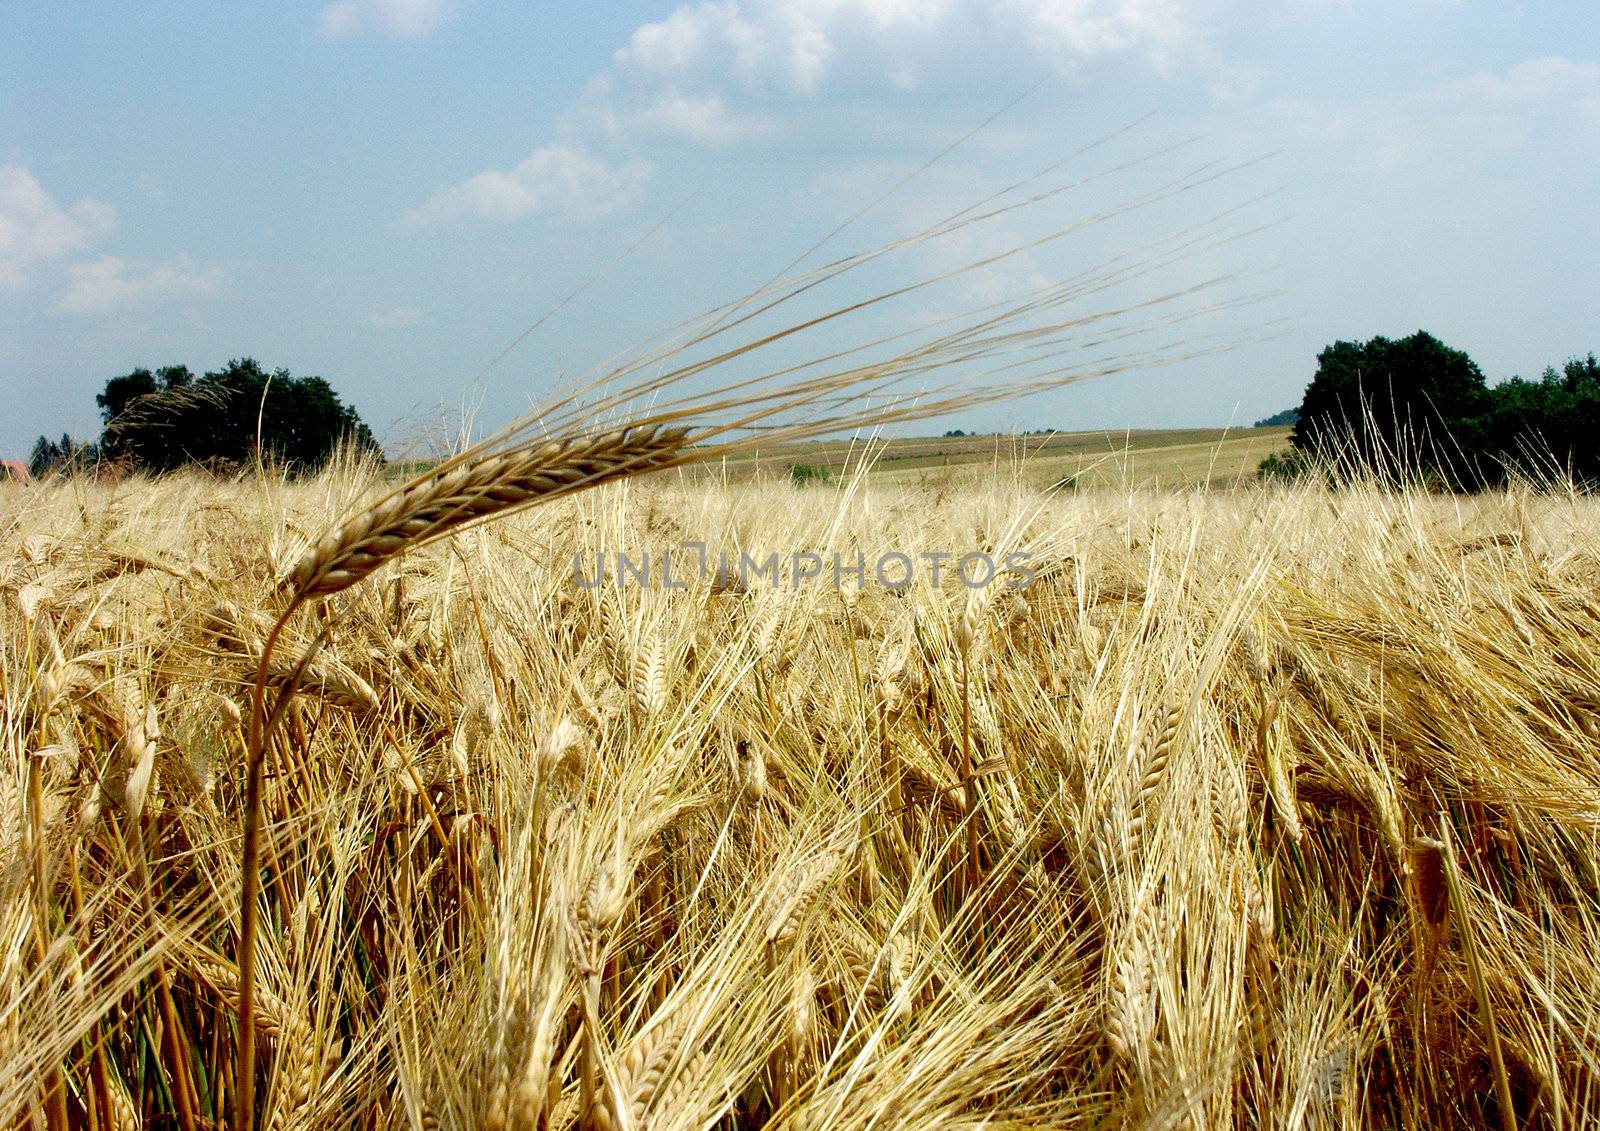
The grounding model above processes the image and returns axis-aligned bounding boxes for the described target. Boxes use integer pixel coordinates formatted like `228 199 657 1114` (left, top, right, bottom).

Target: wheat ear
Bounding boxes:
290 424 693 599
630 632 671 718
1105 894 1158 1070
613 1011 698 1127
778 964 816 1110
1127 701 1180 845
764 850 845 955
194 957 318 1130
1244 627 1303 845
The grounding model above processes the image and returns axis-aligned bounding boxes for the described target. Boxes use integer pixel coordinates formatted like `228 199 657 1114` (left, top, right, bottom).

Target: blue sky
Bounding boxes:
2 0 1596 458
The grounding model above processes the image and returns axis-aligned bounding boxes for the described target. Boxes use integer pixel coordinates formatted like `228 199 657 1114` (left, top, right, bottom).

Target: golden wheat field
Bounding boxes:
5 458 1600 1131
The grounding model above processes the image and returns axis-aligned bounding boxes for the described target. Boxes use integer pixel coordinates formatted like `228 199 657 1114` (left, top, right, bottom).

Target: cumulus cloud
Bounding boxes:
566 0 1200 160
630 90 780 145
1014 0 1188 65
406 145 653 226
613 2 765 85
613 0 947 94
55 255 224 316
453 0 1192 226
0 165 115 291
611 0 1184 96
320 0 454 39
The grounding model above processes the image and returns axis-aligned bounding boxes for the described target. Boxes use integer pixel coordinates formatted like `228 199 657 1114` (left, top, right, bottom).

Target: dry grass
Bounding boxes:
5 460 1600 1128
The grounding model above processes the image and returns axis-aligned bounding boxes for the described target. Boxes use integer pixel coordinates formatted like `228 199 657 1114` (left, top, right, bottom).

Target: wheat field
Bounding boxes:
4 457 1599 1130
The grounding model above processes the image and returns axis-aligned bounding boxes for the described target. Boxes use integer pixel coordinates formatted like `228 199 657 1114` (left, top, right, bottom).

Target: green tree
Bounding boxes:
1477 353 1600 484
1274 339 1600 489
95 368 159 467
1290 331 1490 485
157 364 193 391
1253 407 1298 428
95 358 379 473
29 432 97 476
96 366 196 467
28 435 62 477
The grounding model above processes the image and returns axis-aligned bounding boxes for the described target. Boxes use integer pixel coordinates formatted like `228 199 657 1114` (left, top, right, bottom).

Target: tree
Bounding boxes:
157 364 192 391
1254 407 1298 427
95 367 158 427
95 358 379 473
29 432 97 476
97 367 177 467
1274 338 1600 489
1476 353 1600 484
96 366 195 466
28 435 61 477
1290 331 1489 485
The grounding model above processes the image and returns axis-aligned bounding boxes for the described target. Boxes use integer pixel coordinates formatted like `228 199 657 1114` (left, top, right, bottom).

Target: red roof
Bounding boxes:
0 460 32 482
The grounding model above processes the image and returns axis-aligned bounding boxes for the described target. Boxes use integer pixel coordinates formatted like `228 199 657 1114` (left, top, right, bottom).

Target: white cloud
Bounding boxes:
55 255 223 316
369 306 421 329
320 0 454 39
1405 56 1600 164
1432 55 1600 120
406 145 653 226
612 0 1185 96
0 165 115 291
630 90 780 145
568 0 1200 169
614 2 764 83
1269 54 1600 180
609 1 850 94
1010 0 1187 62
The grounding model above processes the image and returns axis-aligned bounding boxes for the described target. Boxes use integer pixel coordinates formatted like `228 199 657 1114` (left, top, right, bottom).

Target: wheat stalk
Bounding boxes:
234 431 690 1121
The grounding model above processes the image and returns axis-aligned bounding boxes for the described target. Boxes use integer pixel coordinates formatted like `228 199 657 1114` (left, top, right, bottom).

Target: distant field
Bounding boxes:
388 427 1296 490
705 425 1294 490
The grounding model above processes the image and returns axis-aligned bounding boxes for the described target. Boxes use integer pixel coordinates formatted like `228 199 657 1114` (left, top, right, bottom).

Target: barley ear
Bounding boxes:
764 850 843 955
1105 894 1158 1072
1127 700 1180 845
289 425 693 600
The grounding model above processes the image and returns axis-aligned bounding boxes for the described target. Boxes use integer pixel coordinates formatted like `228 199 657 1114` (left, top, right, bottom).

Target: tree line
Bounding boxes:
1262 331 1600 488
26 337 1598 489
29 359 378 476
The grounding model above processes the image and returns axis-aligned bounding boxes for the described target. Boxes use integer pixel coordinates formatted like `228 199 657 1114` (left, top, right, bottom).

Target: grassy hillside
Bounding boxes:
710 425 1294 490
